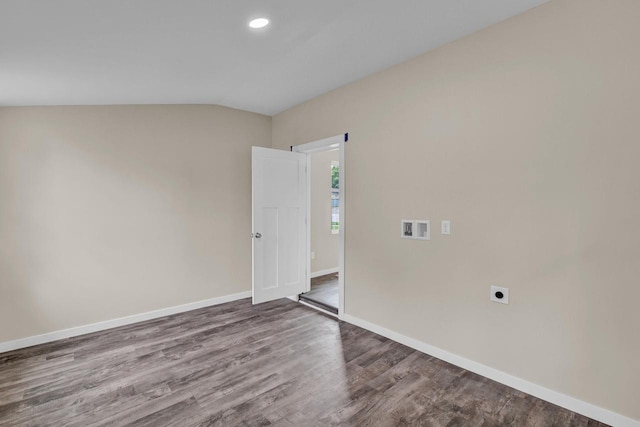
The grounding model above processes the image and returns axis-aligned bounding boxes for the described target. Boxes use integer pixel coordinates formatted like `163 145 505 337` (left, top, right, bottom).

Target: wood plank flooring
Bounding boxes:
0 298 607 426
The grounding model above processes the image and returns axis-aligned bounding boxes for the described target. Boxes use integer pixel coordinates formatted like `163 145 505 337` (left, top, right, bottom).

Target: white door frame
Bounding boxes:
292 133 347 319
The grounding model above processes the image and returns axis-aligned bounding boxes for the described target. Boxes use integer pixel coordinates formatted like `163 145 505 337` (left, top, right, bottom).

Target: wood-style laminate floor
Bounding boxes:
300 273 339 313
0 298 607 426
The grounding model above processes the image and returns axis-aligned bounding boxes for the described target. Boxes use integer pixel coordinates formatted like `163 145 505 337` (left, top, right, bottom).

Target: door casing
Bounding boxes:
292 134 347 319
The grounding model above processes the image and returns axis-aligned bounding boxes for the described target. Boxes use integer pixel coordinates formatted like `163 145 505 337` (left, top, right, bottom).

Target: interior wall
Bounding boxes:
310 149 340 274
272 0 640 421
0 105 271 343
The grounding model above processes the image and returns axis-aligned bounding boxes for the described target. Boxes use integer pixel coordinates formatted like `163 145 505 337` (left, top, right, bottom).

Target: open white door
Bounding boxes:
252 147 308 304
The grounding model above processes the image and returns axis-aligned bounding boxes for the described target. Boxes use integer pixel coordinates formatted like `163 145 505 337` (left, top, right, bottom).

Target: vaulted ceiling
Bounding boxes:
0 0 548 115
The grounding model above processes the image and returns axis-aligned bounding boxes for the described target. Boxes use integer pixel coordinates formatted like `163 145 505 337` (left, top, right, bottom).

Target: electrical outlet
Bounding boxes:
441 220 451 235
490 286 509 304
311 252 315 260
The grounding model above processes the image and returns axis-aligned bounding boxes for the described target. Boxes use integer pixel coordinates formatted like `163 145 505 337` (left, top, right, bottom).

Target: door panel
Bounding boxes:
252 147 307 304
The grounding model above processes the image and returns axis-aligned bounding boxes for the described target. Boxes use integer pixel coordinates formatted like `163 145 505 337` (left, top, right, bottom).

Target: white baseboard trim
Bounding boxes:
0 291 252 354
310 267 339 278
343 314 639 427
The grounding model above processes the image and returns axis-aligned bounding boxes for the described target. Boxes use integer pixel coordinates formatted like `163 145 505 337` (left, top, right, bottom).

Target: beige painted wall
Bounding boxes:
310 150 340 274
0 105 271 343
273 0 640 420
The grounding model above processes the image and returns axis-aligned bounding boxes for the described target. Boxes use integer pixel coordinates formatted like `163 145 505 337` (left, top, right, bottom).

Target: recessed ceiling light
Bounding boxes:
249 18 270 29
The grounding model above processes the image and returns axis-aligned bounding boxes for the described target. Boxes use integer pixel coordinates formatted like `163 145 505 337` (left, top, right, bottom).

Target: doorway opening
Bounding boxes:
299 150 340 313
300 272 339 314
292 134 346 318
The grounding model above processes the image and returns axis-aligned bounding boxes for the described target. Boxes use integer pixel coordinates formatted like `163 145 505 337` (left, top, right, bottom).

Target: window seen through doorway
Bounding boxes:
331 160 339 234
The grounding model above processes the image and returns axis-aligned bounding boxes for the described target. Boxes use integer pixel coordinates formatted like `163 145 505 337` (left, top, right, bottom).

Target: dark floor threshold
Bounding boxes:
298 295 338 315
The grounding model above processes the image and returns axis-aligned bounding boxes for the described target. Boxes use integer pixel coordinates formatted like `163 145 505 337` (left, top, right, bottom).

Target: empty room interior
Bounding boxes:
1 1 639 426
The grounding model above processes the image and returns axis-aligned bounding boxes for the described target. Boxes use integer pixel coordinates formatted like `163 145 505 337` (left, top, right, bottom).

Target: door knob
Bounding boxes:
252 232 262 239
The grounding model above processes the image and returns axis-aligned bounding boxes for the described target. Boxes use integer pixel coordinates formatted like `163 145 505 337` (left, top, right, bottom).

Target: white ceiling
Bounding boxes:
0 0 547 115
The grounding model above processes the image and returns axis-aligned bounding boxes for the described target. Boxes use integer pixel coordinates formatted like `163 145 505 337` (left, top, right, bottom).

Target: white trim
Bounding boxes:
0 291 252 354
343 314 640 427
305 154 312 292
338 140 345 320
310 267 339 279
292 134 346 320
292 134 345 154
